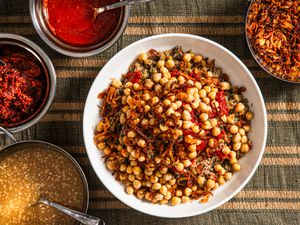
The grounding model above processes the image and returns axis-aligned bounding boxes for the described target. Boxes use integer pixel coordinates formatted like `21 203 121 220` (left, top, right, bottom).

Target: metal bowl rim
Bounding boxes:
29 0 130 57
0 139 89 217
245 0 300 84
0 33 57 134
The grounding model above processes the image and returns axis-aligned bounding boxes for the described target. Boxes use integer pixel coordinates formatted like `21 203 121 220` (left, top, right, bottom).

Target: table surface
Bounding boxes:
0 0 299 224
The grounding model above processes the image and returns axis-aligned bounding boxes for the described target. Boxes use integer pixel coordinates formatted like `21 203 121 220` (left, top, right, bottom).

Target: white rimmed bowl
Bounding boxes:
83 34 267 218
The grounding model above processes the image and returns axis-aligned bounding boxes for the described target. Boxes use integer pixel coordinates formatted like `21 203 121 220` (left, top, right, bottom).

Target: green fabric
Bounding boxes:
0 0 299 224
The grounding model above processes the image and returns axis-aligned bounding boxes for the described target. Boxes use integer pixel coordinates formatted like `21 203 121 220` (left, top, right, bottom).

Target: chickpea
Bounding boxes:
218 176 226 185
220 82 230 90
182 196 190 203
183 104 192 112
230 157 238 165
189 151 197 159
163 173 173 182
160 77 168 86
203 86 211 94
232 133 242 143
137 139 146 148
154 193 164 201
241 135 248 144
208 91 216 100
229 125 239 134
240 143 250 153
160 67 169 75
233 142 242 151
232 163 241 172
169 178 176 185
152 183 162 190
199 89 207 98
202 121 211 130
136 190 145 199
184 188 192 196
133 180 142 189
151 96 159 105
212 127 221 136
144 105 151 112
111 79 122 88
138 52 148 61
192 125 200 133
246 111 253 121
227 115 235 124
171 196 181 206
175 163 184 172
193 55 202 63
222 146 231 155
224 172 233 181
206 179 216 189
155 59 164 67
175 100 183 108
126 186 134 195
195 81 202 89
133 166 142 175
97 142 105 150
103 147 111 155
220 114 227 123
182 110 192 121
175 189 183 197
214 164 223 172
199 102 209 112
235 103 245 113
239 128 246 136
183 159 192 168
133 83 140 91
197 176 205 186
191 100 200 109
199 113 209 122
144 79 154 89
166 59 175 69
243 125 251 132
183 53 192 62
183 121 193 129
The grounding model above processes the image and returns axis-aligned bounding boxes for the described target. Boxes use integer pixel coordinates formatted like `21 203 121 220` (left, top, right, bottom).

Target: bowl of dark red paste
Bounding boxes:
30 0 130 57
0 33 56 133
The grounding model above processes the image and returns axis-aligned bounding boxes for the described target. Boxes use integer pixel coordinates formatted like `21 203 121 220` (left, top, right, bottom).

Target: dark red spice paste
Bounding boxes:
43 0 121 46
0 46 45 126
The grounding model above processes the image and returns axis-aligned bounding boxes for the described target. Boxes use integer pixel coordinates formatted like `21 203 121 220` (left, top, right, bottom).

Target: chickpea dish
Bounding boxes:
94 47 253 206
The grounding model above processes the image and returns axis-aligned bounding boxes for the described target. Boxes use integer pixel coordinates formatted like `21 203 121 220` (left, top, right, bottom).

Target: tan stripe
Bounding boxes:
0 16 32 24
0 15 244 25
0 26 243 36
50 102 84 111
41 113 82 122
57 70 98 78
236 190 300 199
41 112 300 122
124 26 243 36
76 156 300 166
268 113 300 122
55 69 267 78
54 58 260 69
48 102 300 112
265 146 300 155
89 190 300 199
53 59 106 68
266 102 300 111
88 200 300 210
128 15 244 24
59 145 300 155
220 201 300 210
261 157 300 166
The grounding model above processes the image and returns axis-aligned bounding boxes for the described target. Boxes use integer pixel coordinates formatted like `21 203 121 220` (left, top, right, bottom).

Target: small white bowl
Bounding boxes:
83 34 267 218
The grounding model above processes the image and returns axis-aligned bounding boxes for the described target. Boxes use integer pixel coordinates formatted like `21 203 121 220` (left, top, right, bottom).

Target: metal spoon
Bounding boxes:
0 59 6 66
39 197 104 225
94 0 152 18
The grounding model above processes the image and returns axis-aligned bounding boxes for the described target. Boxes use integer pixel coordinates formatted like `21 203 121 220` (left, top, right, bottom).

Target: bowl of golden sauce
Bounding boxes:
0 141 89 225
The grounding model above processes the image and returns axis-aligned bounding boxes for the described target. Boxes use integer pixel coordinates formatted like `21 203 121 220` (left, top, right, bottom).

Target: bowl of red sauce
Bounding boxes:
30 0 130 57
0 33 56 133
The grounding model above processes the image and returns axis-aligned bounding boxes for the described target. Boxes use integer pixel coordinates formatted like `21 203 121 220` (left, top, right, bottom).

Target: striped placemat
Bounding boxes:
0 0 299 224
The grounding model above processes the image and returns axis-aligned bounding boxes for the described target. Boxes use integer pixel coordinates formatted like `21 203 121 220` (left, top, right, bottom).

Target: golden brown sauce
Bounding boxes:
0 146 86 225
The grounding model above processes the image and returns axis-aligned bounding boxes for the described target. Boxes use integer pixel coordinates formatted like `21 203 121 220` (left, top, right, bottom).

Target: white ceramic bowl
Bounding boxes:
83 34 267 218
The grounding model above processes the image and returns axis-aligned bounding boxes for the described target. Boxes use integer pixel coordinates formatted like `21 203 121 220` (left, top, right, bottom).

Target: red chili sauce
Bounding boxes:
0 46 46 126
43 0 122 46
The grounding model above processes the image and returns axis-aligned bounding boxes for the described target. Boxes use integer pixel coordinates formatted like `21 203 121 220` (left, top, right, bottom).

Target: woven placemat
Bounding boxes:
0 0 299 224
